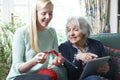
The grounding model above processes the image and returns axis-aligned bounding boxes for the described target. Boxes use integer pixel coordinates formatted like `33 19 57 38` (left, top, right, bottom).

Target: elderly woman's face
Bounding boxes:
66 24 83 44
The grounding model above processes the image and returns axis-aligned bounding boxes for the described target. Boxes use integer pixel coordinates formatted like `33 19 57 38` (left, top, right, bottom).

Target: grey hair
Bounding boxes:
66 17 92 38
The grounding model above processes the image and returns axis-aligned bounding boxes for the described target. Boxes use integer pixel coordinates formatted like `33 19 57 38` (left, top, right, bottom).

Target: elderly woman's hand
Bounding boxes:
75 52 98 61
53 53 65 66
48 53 64 68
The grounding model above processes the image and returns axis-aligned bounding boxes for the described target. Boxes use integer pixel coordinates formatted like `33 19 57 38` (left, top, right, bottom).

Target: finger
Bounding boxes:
84 54 93 60
54 57 59 65
43 53 47 59
56 53 64 62
38 53 44 57
53 57 63 66
38 58 46 63
40 53 47 59
44 52 49 57
58 56 64 64
88 53 98 58
57 53 62 58
37 53 47 63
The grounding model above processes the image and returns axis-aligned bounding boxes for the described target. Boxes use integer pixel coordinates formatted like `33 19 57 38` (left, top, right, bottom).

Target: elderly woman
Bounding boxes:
59 17 114 80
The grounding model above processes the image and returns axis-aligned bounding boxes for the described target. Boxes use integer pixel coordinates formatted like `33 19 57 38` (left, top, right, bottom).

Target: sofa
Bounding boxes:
90 33 120 80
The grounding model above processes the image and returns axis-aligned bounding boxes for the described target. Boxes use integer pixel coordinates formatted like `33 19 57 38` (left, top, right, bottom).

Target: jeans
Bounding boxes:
14 73 52 80
83 75 101 80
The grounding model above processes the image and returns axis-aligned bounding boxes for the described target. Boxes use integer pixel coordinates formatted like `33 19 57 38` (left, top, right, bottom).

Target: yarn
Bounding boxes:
38 68 57 80
37 49 59 80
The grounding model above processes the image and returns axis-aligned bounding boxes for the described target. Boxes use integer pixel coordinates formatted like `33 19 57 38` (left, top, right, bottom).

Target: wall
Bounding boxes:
110 0 118 33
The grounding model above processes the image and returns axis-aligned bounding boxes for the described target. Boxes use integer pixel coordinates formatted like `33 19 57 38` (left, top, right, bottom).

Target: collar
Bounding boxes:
72 42 89 53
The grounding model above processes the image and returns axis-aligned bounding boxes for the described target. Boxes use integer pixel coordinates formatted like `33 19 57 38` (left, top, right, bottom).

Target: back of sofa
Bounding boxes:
90 33 120 80
90 33 120 49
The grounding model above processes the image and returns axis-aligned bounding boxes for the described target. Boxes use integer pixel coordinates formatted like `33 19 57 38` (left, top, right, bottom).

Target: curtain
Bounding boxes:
85 0 110 34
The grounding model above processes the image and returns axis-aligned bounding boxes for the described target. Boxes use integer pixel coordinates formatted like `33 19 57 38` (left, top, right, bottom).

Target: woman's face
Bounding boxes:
37 3 53 29
66 24 83 44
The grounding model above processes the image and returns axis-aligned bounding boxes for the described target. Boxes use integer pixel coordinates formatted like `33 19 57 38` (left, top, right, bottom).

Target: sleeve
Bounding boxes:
98 41 106 57
58 43 68 60
12 27 26 73
92 40 105 57
49 27 58 51
59 43 66 55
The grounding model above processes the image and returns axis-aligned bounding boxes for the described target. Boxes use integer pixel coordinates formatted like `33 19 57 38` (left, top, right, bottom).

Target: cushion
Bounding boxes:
104 46 120 80
104 46 120 57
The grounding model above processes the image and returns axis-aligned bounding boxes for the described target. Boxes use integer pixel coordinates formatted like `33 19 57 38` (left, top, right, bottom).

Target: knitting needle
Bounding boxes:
46 49 78 69
63 57 78 69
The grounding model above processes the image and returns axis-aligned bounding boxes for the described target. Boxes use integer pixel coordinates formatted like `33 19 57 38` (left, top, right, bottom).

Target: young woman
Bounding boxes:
59 17 114 80
6 0 67 80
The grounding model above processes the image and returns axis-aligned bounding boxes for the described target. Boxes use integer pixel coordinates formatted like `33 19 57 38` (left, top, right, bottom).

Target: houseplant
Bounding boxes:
0 20 25 80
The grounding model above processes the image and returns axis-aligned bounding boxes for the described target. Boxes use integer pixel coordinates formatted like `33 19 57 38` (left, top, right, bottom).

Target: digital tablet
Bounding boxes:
79 56 110 79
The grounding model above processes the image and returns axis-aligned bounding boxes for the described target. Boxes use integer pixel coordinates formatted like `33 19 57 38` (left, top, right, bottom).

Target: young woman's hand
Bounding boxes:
32 52 47 64
18 52 47 73
75 53 98 61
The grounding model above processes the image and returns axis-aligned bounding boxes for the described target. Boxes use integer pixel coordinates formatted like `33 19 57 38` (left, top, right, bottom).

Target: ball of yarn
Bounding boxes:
38 68 57 80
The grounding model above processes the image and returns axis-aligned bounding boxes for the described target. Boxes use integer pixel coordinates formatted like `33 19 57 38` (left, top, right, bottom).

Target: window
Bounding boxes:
0 5 1 13
51 0 86 43
13 0 32 24
0 0 86 43
0 0 3 22
118 0 120 33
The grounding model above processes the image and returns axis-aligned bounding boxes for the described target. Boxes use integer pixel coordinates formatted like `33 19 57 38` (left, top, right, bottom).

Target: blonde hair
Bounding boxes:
29 0 53 52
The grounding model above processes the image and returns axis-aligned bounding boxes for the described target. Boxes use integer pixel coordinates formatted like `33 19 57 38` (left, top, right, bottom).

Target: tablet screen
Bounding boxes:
79 56 110 79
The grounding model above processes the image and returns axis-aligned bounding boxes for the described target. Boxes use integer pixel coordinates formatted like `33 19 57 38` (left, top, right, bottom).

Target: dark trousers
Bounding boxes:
14 73 52 80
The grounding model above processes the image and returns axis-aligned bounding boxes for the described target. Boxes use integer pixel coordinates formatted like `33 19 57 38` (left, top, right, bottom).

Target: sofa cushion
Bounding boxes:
104 46 120 80
90 33 120 49
104 46 120 57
